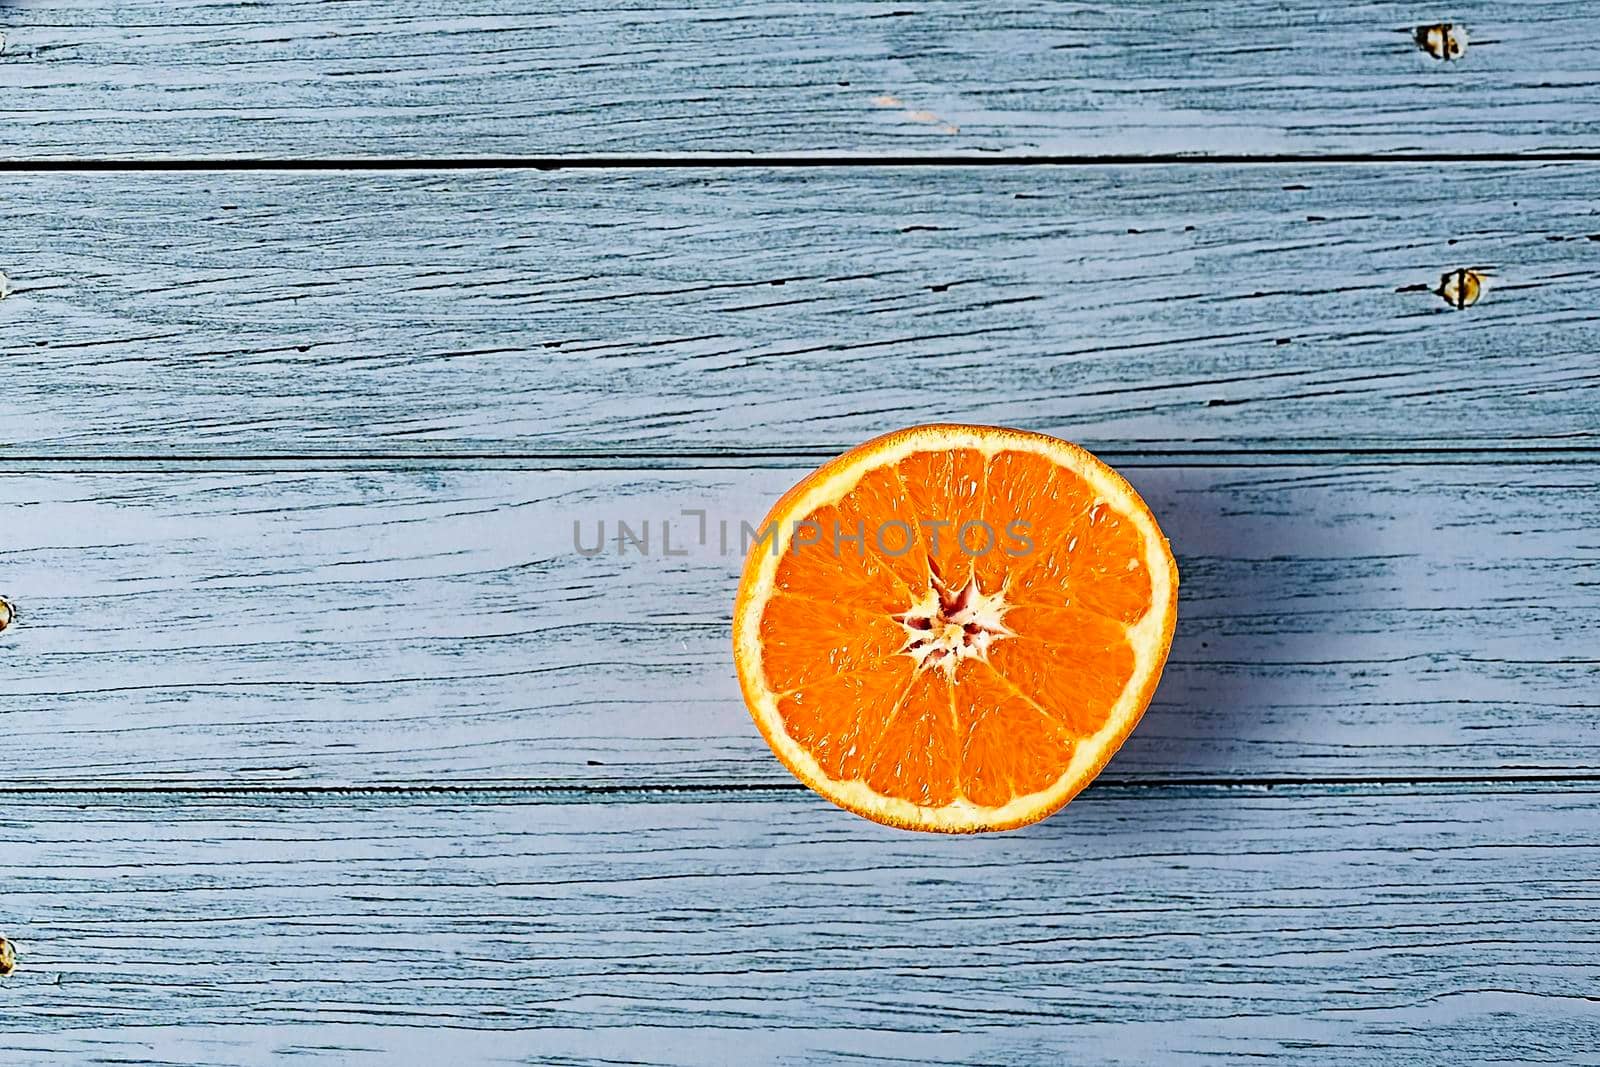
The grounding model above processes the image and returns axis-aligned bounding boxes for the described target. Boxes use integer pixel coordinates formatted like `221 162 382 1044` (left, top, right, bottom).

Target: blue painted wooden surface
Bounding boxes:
4 786 1598 1064
0 2 1597 1064
3 166 1598 454
4 0 1600 157
1 463 1596 787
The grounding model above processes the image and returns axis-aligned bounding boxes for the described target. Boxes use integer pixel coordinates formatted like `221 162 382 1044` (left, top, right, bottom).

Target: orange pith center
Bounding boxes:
892 566 1011 678
755 445 1155 811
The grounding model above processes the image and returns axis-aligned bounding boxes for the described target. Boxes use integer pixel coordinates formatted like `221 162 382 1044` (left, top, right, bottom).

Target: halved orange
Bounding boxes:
733 424 1178 833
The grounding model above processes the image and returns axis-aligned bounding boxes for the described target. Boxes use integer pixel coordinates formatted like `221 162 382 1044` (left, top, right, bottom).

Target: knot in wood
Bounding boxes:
0 936 15 977
1416 23 1467 59
1436 268 1486 309
0 595 15 634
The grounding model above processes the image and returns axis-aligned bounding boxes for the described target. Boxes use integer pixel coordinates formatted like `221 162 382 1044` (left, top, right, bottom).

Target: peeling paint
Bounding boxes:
870 93 959 134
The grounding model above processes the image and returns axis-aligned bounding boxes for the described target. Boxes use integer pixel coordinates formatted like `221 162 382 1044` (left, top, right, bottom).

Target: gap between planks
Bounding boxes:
4 776 1600 802
9 153 1600 172
2 447 1599 473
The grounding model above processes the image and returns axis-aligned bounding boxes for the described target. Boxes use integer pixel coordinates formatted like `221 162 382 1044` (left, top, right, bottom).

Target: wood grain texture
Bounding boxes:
2 785 1597 1064
2 462 1595 787
4 1 1600 158
3 165 1599 455
6 3 1596 1058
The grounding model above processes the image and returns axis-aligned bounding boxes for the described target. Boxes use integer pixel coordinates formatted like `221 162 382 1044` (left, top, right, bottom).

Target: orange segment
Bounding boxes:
973 447 1094 597
777 660 913 781
956 660 1080 807
1063 503 1156 624
862 668 960 807
733 424 1178 834
985 604 1135 738
758 592 908 692
893 447 988 583
819 465 930 595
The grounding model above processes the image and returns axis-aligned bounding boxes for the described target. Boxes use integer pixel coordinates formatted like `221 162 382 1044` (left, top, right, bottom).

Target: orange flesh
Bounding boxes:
757 446 1155 811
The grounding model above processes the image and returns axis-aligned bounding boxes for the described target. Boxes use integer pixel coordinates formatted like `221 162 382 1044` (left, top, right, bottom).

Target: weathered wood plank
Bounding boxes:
3 1 1600 157
2 785 1596 1063
2 462 1594 787
3 165 1598 455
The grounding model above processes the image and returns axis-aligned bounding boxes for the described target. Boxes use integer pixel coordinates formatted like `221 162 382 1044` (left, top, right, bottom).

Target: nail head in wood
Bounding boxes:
1436 267 1487 309
1416 23 1467 59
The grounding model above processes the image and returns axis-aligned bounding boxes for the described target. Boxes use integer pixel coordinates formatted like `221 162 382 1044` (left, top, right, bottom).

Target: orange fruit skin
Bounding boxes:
733 424 1179 834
